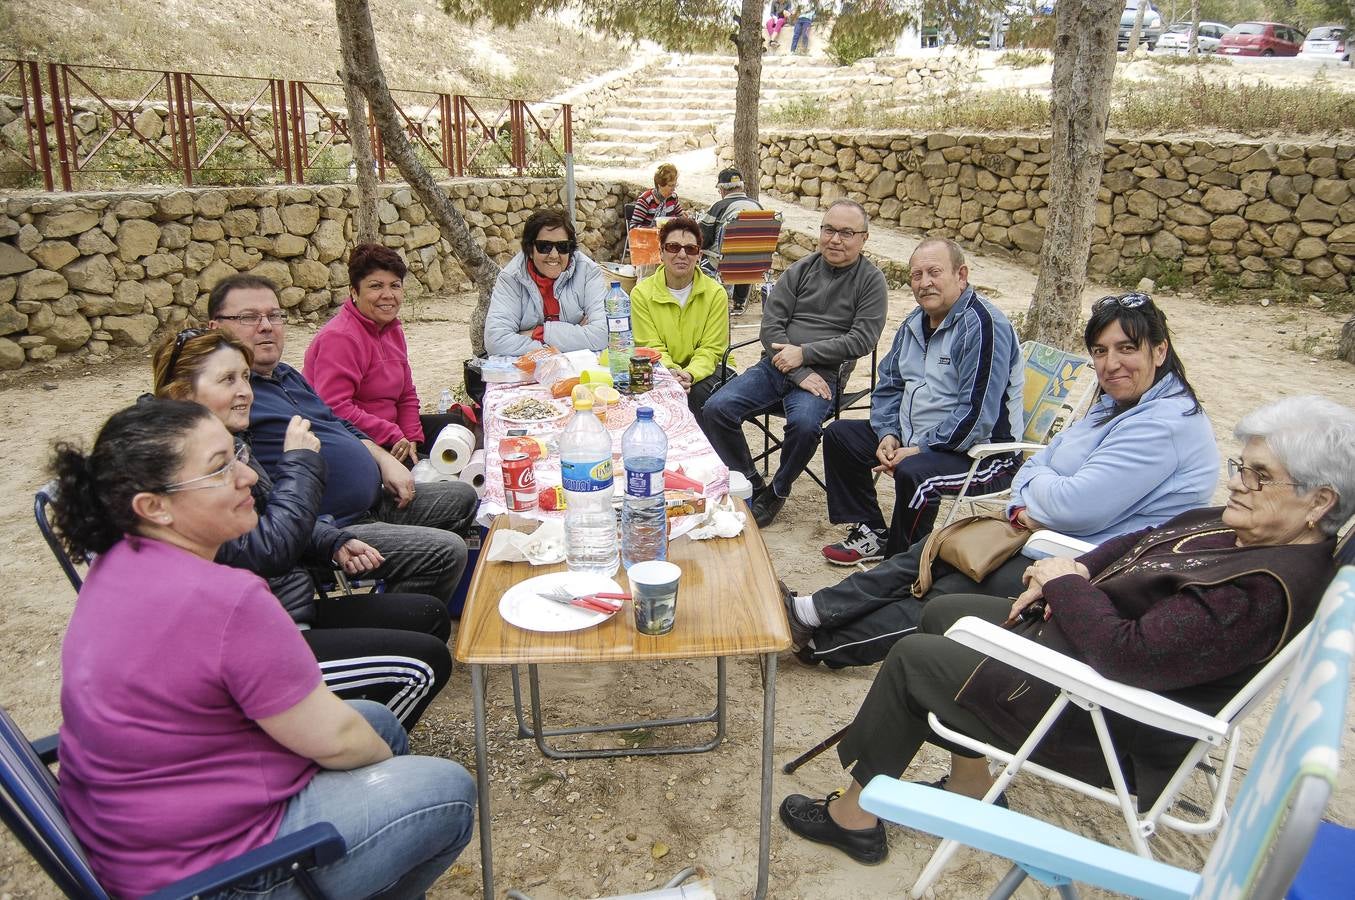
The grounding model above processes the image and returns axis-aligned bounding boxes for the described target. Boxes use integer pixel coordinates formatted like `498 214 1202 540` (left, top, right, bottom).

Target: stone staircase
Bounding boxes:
576 53 883 168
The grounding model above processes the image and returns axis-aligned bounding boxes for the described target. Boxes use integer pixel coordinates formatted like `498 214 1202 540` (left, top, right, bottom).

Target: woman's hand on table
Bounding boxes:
390 438 419 464
673 368 693 391
335 539 384 575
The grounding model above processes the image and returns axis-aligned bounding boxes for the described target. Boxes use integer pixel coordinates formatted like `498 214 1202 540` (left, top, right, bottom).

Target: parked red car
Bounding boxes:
1218 21 1304 56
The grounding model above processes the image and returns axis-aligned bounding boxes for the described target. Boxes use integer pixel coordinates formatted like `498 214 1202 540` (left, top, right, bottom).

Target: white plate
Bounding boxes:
499 398 571 425
498 571 624 633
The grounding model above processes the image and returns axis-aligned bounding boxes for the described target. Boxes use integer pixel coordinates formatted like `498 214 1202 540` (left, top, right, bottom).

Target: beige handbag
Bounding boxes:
911 514 1029 597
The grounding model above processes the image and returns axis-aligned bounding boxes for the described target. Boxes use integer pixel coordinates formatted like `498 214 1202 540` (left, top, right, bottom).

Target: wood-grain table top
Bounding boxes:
454 515 792 665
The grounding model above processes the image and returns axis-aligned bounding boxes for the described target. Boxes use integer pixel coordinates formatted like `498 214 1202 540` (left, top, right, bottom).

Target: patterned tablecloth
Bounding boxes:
475 366 731 527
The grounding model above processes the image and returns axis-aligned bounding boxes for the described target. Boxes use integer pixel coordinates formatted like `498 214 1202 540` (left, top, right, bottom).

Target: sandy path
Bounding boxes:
1 223 1353 897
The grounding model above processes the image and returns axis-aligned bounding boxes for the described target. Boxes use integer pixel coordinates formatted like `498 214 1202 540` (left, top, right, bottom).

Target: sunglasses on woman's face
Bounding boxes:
662 242 701 257
532 240 576 256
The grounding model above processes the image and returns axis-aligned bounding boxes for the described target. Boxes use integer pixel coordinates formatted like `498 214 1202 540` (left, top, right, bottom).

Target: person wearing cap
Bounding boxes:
698 167 765 312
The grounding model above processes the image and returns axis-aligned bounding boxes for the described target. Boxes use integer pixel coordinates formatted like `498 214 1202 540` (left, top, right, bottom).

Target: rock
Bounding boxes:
41 313 92 350
312 219 345 263
1208 215 1248 241
222 208 260 237
17 269 67 300
0 243 37 276
1293 237 1326 260
37 209 99 238
250 260 293 290
159 222 191 250
76 293 114 315
406 224 440 250
1295 195 1336 222
1236 144 1278 172
281 204 320 235
1136 277 1156 293
73 226 115 255
1008 221 1044 253
113 198 156 218
195 191 229 218
102 313 160 346
1150 230 1184 260
133 108 163 141
1312 178 1351 207
259 206 285 234
156 191 195 220
62 254 116 293
144 252 182 277
271 233 309 257
0 302 27 335
0 337 23 369
651 842 669 860
198 260 239 291
29 240 79 270
112 281 146 314
191 220 225 241
1201 188 1247 214
16 224 40 253
1242 200 1289 224
26 343 57 362
115 219 161 261
184 240 215 271
290 259 329 289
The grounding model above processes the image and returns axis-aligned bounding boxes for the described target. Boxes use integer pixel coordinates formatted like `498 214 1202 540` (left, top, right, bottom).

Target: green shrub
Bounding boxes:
827 9 909 66
1147 53 1230 68
998 49 1049 69
1113 73 1355 135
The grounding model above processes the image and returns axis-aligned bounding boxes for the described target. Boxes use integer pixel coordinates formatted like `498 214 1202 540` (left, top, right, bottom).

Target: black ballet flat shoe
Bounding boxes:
779 791 887 864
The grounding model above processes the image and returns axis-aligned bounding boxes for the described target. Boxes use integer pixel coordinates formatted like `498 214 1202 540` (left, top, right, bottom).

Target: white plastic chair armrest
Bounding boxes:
1023 530 1096 560
944 617 1230 744
967 440 1045 460
858 778 1198 900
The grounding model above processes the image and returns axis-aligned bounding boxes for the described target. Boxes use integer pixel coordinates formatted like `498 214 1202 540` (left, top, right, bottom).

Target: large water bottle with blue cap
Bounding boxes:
605 281 633 392
560 388 619 575
621 407 668 568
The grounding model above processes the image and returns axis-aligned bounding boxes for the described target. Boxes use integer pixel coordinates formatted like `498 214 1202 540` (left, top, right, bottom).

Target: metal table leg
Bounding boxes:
510 658 729 759
755 651 777 900
472 664 494 899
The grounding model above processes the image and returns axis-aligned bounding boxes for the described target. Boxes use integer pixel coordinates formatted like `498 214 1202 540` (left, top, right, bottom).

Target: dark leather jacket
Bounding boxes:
214 439 353 625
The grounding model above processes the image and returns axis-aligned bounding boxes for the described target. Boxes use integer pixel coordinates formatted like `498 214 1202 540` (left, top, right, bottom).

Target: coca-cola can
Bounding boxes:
501 452 537 511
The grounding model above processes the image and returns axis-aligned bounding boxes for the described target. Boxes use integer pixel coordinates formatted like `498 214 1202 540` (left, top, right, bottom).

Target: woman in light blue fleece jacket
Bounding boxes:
785 292 1220 669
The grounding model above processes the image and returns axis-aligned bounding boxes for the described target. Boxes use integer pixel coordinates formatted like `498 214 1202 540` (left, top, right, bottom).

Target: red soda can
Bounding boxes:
501 452 537 511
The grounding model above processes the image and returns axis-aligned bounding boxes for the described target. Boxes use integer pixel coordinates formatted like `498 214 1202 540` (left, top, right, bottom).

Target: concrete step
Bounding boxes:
603 105 736 121
590 125 711 142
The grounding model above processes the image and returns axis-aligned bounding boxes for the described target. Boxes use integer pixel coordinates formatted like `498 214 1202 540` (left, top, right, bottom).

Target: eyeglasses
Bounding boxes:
662 241 701 256
163 443 251 493
163 327 210 384
532 240 576 256
1226 458 1304 493
820 225 866 240
213 311 286 328
1094 292 1151 310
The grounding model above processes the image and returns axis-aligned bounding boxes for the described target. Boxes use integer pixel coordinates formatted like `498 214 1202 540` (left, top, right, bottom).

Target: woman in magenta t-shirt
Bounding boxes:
50 399 475 898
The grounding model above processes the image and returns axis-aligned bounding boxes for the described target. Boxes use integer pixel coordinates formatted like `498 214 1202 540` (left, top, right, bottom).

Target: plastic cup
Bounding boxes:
628 560 681 636
592 385 620 425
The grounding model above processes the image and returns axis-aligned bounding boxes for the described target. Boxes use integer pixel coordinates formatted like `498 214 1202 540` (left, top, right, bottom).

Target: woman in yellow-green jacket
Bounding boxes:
630 216 730 432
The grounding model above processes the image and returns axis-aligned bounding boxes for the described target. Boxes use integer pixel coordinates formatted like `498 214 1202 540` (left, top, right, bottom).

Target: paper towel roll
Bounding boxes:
458 449 487 496
430 424 475 475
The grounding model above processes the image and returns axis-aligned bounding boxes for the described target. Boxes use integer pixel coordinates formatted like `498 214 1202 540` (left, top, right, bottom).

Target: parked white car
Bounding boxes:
1156 21 1230 54
1298 25 1349 62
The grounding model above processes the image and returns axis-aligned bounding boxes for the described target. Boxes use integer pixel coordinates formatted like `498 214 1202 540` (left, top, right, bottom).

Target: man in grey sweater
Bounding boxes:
703 199 888 527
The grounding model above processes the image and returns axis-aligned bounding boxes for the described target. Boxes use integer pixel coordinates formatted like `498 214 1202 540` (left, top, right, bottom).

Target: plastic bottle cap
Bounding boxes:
636 407 654 420
610 281 621 288
570 383 595 410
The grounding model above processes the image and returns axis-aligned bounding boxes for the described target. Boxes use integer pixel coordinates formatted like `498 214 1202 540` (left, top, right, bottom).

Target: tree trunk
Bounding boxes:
1023 0 1121 351
1125 1 1147 54
732 0 765 200
1339 314 1355 365
335 1 379 244
334 0 501 358
1188 0 1200 56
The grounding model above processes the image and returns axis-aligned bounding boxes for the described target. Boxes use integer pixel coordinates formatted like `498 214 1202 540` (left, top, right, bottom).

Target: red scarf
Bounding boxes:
527 262 561 322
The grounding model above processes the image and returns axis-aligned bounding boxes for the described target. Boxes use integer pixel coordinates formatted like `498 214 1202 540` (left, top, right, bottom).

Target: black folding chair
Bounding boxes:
715 338 877 492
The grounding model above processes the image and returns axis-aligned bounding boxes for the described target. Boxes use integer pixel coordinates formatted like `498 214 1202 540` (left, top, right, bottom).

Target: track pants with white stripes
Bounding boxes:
804 544 1030 669
302 592 453 730
822 419 1018 558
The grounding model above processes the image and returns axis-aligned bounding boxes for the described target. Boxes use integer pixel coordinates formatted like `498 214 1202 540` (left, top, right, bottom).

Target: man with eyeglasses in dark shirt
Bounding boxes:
209 273 477 605
702 199 887 527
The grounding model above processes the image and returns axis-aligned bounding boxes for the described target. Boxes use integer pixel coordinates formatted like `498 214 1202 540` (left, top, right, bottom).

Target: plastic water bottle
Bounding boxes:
437 388 453 415
621 407 669 569
605 281 633 392
560 389 619 575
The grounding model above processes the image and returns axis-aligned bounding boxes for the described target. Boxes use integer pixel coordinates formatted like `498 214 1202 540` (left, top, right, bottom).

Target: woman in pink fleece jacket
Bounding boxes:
304 243 456 463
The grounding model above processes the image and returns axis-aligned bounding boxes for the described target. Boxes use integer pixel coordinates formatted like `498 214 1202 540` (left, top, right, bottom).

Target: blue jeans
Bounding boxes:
791 16 813 51
229 701 476 899
703 357 834 499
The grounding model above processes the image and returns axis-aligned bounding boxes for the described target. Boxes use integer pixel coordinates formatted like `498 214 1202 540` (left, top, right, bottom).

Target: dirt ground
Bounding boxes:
1 263 1354 898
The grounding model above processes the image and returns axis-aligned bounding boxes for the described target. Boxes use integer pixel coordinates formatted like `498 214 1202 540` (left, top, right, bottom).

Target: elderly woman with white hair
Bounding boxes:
780 393 1355 867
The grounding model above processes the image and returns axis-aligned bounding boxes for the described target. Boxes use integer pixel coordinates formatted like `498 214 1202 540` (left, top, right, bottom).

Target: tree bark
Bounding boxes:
1023 0 1121 351
731 0 765 200
1339 314 1355 365
1125 0 1147 54
1188 0 1200 57
335 2 379 244
334 0 501 358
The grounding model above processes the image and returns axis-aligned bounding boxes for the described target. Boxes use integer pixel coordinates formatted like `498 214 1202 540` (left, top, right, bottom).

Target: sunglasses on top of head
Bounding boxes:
1094 292 1151 310
532 239 576 256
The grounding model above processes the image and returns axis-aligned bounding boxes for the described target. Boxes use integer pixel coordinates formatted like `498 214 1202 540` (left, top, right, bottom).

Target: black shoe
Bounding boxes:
917 776 1008 809
779 792 887 864
752 489 786 528
778 578 813 650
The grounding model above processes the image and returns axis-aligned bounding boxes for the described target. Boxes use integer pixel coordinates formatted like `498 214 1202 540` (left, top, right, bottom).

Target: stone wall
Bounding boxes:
0 178 629 370
754 130 1355 292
